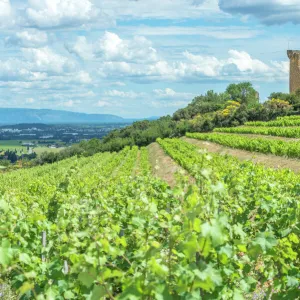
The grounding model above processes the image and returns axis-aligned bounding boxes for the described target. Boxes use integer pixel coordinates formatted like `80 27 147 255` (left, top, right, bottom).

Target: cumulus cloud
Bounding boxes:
22 47 75 74
67 32 158 63
219 0 300 24
65 36 94 60
0 0 15 28
0 0 11 18
74 71 92 84
25 0 107 28
98 49 288 83
0 59 32 81
5 30 48 48
0 45 93 92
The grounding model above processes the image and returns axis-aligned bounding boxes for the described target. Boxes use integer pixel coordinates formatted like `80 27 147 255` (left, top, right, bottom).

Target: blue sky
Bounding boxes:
0 0 299 118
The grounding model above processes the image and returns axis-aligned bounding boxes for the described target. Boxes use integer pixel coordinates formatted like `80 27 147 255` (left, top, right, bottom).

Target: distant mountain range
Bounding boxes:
0 108 158 124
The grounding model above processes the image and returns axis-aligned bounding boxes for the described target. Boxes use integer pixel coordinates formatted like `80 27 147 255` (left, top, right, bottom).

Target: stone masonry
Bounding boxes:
287 50 300 93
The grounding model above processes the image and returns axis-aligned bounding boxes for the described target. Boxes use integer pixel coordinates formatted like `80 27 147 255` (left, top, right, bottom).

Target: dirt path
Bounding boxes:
148 143 189 187
183 137 300 173
132 150 141 176
215 132 300 142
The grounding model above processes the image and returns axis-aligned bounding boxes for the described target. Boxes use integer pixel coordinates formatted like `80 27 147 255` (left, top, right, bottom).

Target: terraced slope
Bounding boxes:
183 136 300 173
187 132 300 159
214 126 300 139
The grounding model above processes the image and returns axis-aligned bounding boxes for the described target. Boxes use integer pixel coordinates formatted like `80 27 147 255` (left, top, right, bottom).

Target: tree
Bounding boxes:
226 82 258 106
269 91 300 111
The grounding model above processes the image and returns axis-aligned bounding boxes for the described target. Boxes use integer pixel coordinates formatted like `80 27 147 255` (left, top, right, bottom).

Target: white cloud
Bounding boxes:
0 59 31 81
104 90 142 98
271 61 289 74
150 100 190 108
0 0 15 28
22 47 75 74
219 0 300 24
125 25 262 39
66 36 94 60
183 52 223 76
74 71 92 84
5 30 48 48
81 90 96 97
98 49 288 83
96 32 158 62
67 32 158 63
0 0 11 18
111 81 126 87
96 100 111 107
0 47 93 92
227 50 270 73
96 0 221 20
26 0 104 28
59 100 81 107
153 88 194 100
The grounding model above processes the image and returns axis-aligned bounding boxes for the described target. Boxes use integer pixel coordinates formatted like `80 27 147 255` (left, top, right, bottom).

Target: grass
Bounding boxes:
0 140 63 156
34 147 63 156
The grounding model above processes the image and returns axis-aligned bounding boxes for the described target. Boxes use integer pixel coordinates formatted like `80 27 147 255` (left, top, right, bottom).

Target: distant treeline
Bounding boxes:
36 82 300 165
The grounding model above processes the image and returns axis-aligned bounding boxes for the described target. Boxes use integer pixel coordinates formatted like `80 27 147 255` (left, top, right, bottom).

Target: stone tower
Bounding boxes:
287 50 300 93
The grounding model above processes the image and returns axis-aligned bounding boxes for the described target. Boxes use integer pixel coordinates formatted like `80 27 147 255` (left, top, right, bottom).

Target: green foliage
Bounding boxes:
173 90 230 121
226 82 259 106
269 91 300 111
157 137 300 299
187 131 300 159
1 139 300 298
245 115 300 127
214 125 300 138
34 83 297 167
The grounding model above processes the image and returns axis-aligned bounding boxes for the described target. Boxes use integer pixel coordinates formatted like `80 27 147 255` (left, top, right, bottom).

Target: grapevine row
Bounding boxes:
187 132 300 159
245 119 300 127
1 142 300 299
157 137 300 298
213 126 300 138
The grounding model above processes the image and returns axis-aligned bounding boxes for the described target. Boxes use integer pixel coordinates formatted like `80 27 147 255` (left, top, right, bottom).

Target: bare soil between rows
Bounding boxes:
148 142 193 187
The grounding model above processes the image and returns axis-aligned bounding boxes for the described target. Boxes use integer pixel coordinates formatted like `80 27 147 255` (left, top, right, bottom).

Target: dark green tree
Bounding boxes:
226 82 258 105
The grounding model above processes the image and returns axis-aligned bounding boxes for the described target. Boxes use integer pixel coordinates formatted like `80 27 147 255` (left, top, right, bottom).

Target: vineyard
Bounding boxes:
1 121 300 299
245 115 300 127
214 126 300 138
186 132 300 158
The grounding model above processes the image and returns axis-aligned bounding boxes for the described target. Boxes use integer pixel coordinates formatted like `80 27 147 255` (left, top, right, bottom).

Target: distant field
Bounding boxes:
34 147 63 156
0 140 63 156
0 140 24 153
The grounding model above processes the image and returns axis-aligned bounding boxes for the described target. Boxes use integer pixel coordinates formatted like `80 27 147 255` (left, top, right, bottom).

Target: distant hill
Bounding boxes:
0 108 130 124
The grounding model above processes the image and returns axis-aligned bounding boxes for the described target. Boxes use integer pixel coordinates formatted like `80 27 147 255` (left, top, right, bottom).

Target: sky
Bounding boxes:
0 0 299 118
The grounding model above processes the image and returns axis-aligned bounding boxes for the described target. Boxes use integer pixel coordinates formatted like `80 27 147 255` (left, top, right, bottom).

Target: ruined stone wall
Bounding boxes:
287 50 300 93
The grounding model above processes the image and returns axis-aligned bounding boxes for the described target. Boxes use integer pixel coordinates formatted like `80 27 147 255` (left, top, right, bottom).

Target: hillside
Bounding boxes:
1 133 299 298
35 82 300 165
1 83 300 298
0 108 127 124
